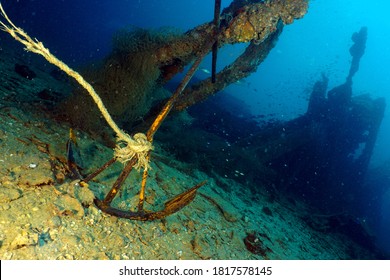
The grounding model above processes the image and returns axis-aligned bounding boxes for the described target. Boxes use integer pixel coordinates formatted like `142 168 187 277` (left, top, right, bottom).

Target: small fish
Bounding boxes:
234 79 250 87
199 68 211 74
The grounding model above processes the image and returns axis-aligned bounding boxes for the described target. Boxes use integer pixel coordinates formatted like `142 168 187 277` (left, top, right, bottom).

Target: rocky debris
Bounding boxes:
0 187 22 204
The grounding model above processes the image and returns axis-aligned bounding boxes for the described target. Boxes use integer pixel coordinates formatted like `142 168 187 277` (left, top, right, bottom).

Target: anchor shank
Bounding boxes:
103 156 137 204
146 38 216 141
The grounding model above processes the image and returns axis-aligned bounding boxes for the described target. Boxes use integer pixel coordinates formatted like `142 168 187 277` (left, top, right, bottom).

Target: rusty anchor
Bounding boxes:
67 35 218 220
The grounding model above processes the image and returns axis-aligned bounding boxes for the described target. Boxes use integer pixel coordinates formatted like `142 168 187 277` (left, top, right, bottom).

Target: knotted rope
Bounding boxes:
0 4 153 170
114 133 153 170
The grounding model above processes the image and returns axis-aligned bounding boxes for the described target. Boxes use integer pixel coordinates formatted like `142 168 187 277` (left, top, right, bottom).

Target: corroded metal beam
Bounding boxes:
156 0 308 70
175 23 283 111
153 0 308 111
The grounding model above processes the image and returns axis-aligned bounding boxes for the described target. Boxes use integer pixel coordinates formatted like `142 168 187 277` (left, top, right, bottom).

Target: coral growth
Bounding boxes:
58 28 178 134
112 26 182 54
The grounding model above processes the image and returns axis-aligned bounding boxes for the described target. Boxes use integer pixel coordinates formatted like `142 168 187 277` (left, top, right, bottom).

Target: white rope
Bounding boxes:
114 133 153 170
0 3 153 170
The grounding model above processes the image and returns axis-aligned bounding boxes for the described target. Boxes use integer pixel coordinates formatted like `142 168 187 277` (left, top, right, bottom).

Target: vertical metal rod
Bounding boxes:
211 0 222 83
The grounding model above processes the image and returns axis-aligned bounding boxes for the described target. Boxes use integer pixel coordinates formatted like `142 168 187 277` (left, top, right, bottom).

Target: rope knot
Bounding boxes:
114 133 153 171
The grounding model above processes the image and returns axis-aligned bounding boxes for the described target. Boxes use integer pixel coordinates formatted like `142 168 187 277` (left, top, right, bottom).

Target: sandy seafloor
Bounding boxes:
0 43 379 260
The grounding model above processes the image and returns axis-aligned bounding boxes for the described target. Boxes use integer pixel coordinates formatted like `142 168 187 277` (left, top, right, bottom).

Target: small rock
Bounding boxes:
28 163 37 169
186 220 196 231
54 194 84 217
0 188 22 203
57 254 75 260
49 216 62 228
93 252 109 260
10 232 36 249
75 186 95 207
0 204 10 210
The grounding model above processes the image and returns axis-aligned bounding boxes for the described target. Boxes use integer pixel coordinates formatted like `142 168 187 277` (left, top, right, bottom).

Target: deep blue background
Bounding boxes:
1 0 389 254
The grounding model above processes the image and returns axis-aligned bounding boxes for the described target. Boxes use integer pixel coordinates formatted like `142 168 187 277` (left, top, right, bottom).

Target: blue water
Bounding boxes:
1 0 389 257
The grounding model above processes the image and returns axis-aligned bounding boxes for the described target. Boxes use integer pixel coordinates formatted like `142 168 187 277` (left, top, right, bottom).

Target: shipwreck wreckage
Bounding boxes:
1 0 385 226
0 0 310 221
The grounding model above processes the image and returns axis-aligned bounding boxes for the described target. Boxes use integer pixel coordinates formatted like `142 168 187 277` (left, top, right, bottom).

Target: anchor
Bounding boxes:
66 0 223 221
66 34 218 221
0 0 222 221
